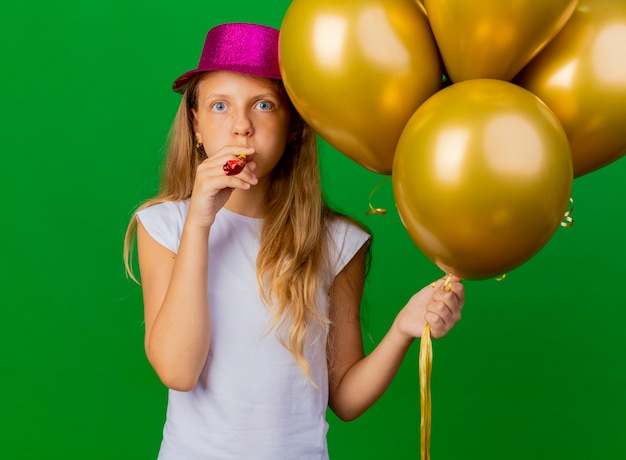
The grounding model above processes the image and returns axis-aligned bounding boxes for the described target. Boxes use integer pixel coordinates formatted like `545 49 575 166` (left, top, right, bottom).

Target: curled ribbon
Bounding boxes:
365 177 392 216
561 197 574 228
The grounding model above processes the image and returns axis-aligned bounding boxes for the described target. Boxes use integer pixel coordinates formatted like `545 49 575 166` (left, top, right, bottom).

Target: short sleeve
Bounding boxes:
327 217 371 277
135 200 190 254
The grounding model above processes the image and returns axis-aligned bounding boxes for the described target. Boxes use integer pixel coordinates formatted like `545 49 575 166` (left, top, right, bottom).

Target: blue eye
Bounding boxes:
256 101 273 111
212 102 227 112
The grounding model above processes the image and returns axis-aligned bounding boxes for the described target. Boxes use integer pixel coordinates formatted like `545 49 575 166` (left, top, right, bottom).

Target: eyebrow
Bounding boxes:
204 92 280 101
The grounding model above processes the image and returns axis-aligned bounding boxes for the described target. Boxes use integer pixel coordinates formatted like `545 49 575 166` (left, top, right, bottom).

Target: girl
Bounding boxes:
124 22 464 460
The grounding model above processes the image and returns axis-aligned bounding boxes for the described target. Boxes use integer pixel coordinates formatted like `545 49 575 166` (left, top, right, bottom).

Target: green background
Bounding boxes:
1 0 624 459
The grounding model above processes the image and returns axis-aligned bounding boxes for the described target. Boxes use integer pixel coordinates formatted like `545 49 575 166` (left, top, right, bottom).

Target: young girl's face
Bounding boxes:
192 71 291 179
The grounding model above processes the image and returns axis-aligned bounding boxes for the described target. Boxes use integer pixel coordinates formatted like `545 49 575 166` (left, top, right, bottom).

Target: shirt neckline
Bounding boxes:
219 206 263 224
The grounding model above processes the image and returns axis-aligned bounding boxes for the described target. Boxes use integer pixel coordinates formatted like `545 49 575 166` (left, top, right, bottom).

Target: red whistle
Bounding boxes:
223 154 248 176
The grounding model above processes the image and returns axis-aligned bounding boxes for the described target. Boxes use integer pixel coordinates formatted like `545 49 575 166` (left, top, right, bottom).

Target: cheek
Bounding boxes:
266 125 289 156
268 116 290 145
196 118 229 151
255 133 288 174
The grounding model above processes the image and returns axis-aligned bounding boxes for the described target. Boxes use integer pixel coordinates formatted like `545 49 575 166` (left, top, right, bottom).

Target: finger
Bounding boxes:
429 297 462 324
427 300 449 322
194 164 257 192
424 309 449 338
233 159 258 184
432 284 463 306
433 279 464 307
198 149 257 177
447 281 465 311
202 147 255 165
224 147 256 164
230 174 258 190
431 290 457 318
435 291 464 325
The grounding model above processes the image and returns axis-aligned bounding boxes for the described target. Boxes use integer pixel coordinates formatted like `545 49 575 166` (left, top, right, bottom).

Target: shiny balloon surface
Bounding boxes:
515 0 626 177
393 80 573 280
280 0 442 174
424 0 578 82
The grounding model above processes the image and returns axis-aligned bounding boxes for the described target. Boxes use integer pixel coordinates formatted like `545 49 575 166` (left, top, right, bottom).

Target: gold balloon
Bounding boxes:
279 0 442 174
424 0 578 82
393 80 573 280
514 0 626 177
416 0 426 16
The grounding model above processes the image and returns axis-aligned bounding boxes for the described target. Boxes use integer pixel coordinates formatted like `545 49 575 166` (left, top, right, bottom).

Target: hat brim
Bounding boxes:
172 66 281 94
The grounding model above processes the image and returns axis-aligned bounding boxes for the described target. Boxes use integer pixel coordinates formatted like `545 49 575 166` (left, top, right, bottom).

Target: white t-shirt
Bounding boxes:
137 201 370 460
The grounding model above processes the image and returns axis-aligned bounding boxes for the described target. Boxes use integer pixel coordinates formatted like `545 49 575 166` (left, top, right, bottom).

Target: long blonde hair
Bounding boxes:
123 72 358 378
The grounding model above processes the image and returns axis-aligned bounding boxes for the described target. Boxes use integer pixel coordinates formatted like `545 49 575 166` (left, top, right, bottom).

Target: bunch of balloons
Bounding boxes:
279 0 626 280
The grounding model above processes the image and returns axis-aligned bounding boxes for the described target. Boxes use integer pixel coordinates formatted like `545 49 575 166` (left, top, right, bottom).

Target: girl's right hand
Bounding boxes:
186 146 257 229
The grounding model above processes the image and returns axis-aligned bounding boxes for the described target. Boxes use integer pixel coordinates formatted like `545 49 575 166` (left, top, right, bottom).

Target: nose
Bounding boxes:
232 110 254 137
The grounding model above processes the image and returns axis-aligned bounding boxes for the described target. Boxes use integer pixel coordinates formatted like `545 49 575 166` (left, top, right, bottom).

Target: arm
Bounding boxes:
137 220 211 391
137 147 258 391
327 246 464 421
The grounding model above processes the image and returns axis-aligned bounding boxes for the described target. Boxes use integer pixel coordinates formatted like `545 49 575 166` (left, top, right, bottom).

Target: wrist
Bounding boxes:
182 219 212 239
389 316 416 347
391 304 428 343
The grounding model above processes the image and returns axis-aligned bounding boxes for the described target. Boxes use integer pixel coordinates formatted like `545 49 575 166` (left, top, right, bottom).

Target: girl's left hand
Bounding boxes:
394 276 465 340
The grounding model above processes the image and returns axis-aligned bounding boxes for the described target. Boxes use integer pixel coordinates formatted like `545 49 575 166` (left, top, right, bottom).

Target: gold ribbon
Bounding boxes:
366 177 392 216
419 322 432 460
420 274 452 460
561 197 574 228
